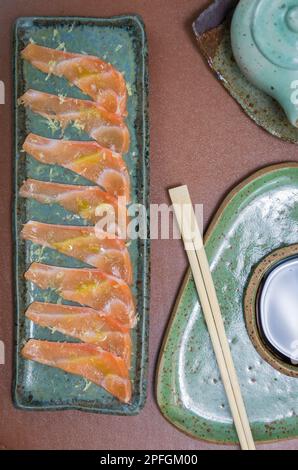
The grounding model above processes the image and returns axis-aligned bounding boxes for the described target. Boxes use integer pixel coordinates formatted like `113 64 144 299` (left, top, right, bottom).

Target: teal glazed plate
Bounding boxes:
157 164 298 444
13 16 149 415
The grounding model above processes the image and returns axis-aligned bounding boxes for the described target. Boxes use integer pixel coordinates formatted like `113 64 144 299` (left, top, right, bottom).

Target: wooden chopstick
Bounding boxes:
169 185 255 451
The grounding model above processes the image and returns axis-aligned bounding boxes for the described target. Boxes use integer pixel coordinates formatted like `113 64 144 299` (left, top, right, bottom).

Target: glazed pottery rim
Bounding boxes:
156 162 298 445
14 14 147 27
244 244 298 378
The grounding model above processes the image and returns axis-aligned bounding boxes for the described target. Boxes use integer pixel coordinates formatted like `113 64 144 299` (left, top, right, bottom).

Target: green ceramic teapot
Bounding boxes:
231 0 298 127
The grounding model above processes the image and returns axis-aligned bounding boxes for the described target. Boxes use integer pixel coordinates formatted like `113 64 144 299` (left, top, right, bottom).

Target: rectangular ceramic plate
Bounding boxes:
13 15 149 415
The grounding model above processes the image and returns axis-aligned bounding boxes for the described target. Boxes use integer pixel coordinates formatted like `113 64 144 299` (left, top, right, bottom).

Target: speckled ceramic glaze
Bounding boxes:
231 0 298 128
13 16 149 415
193 0 298 143
157 164 298 444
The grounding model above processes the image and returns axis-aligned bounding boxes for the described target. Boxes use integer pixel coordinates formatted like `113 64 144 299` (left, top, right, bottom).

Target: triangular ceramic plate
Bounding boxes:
157 164 298 444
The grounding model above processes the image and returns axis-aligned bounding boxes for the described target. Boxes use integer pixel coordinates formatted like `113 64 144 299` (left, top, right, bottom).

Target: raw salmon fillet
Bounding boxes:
23 133 130 200
25 302 132 366
22 44 127 115
19 90 130 153
22 339 131 402
19 179 128 234
25 263 136 329
21 221 132 284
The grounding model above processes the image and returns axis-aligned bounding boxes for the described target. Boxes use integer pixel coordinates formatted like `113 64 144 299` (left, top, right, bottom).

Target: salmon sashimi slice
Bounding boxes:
23 133 130 200
25 263 136 328
19 90 130 153
19 179 128 235
21 221 133 284
22 339 131 402
21 44 127 115
25 302 132 366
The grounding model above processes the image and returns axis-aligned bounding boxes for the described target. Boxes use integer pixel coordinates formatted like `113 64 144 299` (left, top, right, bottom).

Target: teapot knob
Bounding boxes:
231 0 298 127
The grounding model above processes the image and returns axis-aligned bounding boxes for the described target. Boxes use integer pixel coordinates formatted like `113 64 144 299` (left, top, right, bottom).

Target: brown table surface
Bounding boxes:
1 0 298 451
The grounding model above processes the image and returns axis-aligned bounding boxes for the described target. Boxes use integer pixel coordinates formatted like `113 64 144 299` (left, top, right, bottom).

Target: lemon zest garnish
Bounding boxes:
58 93 67 104
44 117 60 134
56 41 66 51
72 119 85 132
32 245 46 261
83 380 92 392
45 60 57 81
126 83 132 96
